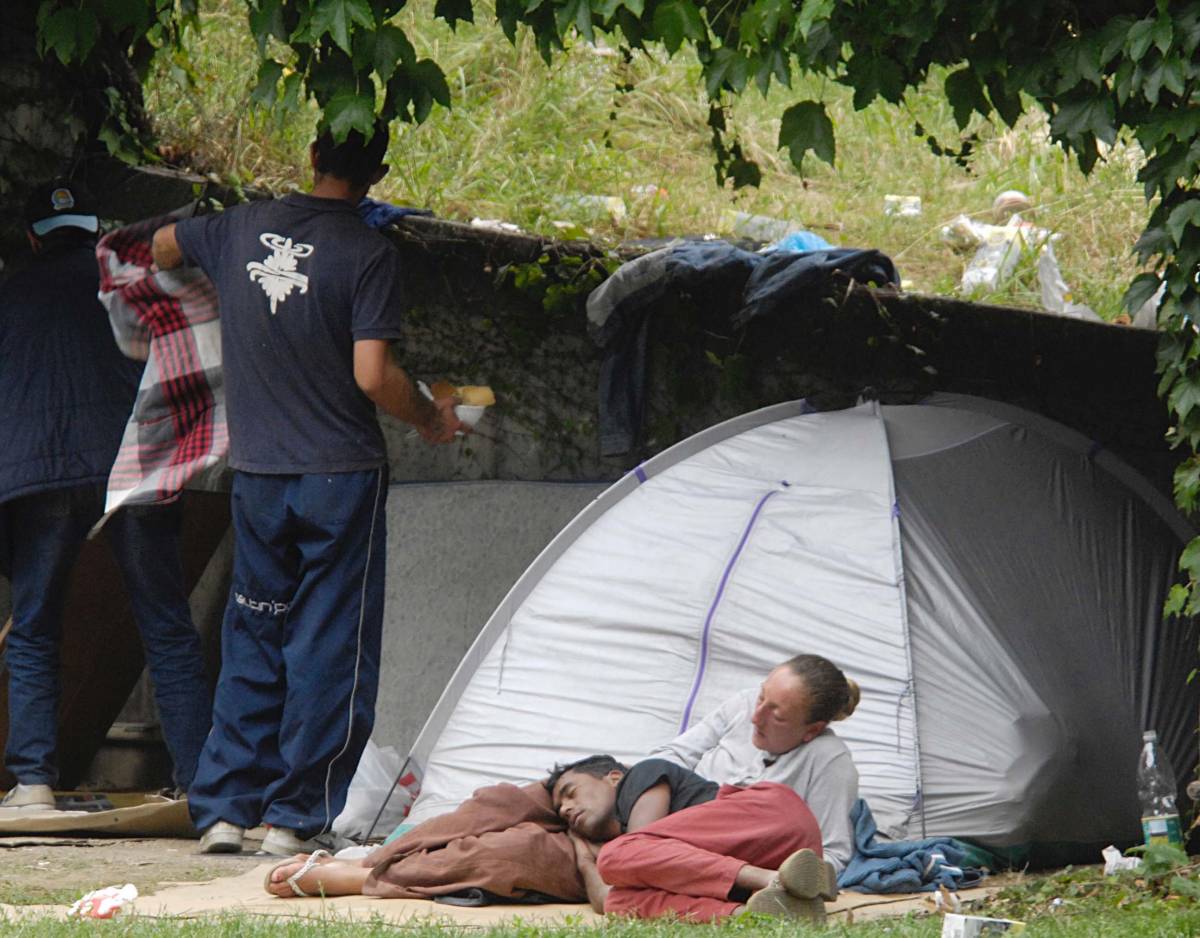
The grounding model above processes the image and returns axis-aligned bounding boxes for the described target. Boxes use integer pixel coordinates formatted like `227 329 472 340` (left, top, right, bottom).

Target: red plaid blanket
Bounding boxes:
95 215 228 516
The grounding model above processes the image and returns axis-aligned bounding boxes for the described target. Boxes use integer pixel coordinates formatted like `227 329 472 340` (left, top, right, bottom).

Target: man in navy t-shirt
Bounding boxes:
152 124 463 856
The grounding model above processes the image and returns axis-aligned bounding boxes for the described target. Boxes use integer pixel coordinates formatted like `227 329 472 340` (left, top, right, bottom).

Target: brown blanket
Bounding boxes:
362 782 586 902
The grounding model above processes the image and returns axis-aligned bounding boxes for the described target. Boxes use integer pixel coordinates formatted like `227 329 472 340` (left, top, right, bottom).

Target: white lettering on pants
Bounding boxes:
234 591 290 617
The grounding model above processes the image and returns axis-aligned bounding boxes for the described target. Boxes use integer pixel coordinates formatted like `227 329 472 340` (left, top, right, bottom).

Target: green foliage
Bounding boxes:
498 251 619 319
36 0 192 78
987 850 1200 923
777 100 834 168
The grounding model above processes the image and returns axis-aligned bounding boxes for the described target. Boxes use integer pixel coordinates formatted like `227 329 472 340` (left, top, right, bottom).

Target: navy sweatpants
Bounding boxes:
188 468 388 836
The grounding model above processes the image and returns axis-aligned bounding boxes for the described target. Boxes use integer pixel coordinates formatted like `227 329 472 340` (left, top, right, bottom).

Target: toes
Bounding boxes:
270 862 302 884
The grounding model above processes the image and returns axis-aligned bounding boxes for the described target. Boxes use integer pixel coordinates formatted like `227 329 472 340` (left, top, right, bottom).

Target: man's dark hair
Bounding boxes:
544 754 628 792
313 122 390 187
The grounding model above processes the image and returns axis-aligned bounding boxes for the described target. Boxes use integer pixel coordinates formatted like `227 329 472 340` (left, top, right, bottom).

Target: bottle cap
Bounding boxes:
1143 730 1157 741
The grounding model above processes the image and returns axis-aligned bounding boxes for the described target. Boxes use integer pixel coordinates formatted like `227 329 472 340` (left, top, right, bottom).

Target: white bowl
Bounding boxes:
455 404 486 427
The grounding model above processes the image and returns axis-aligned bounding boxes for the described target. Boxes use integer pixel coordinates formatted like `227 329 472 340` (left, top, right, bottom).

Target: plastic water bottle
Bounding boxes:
1137 730 1182 848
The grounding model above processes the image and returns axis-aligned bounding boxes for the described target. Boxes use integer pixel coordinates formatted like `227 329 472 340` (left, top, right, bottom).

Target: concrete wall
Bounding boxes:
374 480 606 757
106 480 603 778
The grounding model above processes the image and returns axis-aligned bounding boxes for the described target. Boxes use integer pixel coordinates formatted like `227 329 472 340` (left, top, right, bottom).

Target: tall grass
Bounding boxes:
145 0 1151 319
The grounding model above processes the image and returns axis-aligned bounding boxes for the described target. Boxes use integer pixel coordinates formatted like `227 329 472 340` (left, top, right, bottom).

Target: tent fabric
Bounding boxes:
392 395 1197 854
890 396 1193 846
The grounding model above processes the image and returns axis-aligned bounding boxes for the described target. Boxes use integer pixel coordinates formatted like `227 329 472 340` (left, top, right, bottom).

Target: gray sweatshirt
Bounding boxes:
650 688 858 874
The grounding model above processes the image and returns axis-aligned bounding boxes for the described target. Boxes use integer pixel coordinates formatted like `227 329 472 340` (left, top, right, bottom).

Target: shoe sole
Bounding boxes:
778 849 838 901
746 886 826 924
199 837 244 854
259 837 308 857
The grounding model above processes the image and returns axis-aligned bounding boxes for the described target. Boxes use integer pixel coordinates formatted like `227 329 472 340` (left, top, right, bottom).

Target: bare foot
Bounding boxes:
264 853 371 898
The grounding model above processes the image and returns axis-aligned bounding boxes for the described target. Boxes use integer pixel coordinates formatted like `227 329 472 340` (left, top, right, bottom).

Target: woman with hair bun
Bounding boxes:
651 654 860 874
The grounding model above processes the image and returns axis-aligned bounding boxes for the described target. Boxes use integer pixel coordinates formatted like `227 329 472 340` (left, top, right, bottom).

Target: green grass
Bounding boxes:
4 861 1200 936
2 904 1200 937
145 0 1152 320
0 882 82 908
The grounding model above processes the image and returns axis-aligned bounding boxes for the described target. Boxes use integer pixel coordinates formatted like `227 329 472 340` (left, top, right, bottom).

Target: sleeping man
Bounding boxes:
548 754 838 923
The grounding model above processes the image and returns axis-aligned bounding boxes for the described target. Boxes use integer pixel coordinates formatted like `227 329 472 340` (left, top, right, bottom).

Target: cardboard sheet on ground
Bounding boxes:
0 793 193 838
0 864 1012 926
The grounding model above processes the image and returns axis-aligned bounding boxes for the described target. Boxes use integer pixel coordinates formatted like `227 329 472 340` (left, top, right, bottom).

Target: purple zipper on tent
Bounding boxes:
679 488 779 732
634 465 648 483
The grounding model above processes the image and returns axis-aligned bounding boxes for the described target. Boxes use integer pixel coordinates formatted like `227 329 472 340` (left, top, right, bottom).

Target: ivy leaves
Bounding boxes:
241 0 451 138
301 0 375 55
778 101 834 168
32 0 451 141
36 3 100 65
650 0 703 53
35 0 180 72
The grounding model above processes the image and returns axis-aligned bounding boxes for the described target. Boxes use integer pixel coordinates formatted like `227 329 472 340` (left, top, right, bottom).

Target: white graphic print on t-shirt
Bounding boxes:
246 232 314 313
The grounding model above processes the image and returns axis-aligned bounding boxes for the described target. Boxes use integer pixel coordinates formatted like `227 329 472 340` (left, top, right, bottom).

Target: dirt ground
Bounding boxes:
0 832 271 907
0 831 1028 926
0 833 1019 927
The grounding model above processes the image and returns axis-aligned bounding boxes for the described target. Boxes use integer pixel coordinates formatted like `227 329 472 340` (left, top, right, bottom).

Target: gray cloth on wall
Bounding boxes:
586 242 899 455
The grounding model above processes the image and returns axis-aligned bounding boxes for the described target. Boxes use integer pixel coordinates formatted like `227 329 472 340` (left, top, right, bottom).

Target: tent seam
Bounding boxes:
678 487 779 732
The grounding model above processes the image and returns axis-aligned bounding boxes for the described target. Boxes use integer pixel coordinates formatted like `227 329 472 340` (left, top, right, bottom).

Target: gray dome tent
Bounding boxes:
387 394 1197 859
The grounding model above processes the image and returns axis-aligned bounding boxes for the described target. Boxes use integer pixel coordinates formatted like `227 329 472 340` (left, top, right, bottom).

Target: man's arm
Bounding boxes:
624 782 671 832
353 339 463 443
151 223 183 270
569 832 610 914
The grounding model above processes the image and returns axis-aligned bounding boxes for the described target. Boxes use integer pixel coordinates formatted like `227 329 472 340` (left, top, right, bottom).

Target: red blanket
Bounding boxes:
362 781 586 902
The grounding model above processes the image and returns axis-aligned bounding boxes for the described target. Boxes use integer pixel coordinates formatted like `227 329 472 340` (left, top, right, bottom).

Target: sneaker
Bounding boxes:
198 820 245 854
777 848 839 901
0 783 55 812
259 826 348 857
746 885 826 925
259 826 313 857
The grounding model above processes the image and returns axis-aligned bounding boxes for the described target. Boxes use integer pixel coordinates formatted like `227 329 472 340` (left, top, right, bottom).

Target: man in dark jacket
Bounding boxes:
0 179 211 812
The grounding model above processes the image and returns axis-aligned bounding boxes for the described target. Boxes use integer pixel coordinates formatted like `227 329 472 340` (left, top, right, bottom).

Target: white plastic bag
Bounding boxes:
68 884 138 919
1037 242 1103 322
1102 844 1143 874
941 214 1053 294
333 739 412 841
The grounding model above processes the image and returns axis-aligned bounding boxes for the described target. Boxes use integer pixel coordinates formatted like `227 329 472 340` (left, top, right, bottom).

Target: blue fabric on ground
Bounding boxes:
837 798 986 893
357 198 434 229
764 231 834 253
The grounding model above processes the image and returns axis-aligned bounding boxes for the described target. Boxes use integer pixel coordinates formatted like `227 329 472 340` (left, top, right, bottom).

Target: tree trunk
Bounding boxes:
0 0 149 261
